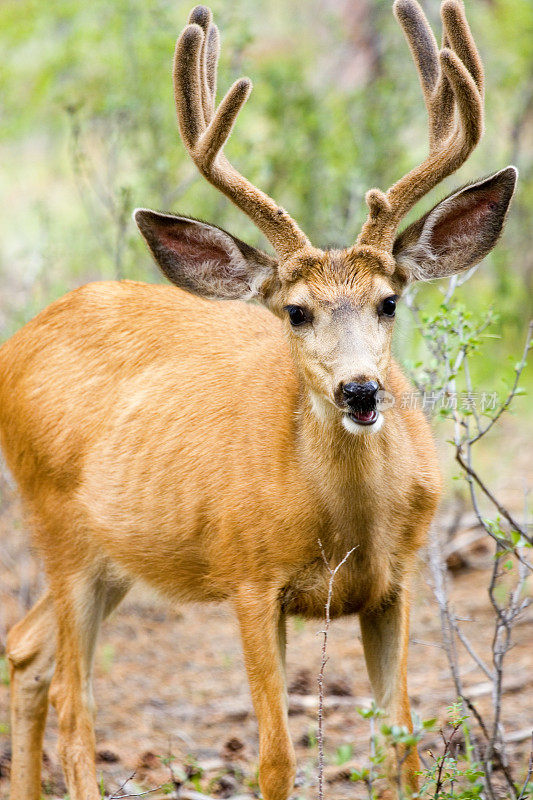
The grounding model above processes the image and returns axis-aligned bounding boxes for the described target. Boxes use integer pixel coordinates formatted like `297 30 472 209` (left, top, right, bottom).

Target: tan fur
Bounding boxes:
1 277 440 800
2 3 515 799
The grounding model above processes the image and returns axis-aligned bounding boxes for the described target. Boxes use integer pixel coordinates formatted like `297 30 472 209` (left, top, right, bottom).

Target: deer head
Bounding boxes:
135 1 516 435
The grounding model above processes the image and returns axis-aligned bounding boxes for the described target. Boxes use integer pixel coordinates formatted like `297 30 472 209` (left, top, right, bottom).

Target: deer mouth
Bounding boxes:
348 408 379 426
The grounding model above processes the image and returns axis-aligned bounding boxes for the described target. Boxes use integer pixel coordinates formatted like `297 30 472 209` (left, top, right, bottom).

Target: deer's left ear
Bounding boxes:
392 166 517 282
134 210 279 302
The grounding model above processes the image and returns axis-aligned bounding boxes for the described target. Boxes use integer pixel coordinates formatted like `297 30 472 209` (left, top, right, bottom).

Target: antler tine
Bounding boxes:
357 0 484 254
187 5 217 126
441 0 483 95
393 0 452 148
173 6 309 261
204 23 220 107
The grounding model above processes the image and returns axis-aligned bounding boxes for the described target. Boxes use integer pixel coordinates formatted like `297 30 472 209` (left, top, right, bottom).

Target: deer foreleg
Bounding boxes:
360 588 420 796
235 585 295 800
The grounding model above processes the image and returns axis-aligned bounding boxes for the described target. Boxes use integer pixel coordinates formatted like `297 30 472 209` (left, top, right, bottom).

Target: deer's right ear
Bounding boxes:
134 210 279 302
392 167 517 283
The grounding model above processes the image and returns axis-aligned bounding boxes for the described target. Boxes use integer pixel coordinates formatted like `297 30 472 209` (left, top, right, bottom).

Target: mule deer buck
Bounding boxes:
1 1 516 798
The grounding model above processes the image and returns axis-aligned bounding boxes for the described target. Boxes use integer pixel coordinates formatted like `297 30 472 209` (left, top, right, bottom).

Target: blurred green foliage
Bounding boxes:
0 0 531 386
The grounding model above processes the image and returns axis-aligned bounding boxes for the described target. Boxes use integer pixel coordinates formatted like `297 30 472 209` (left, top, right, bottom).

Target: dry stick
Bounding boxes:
455 447 530 545
469 320 533 446
451 412 510 793
455 321 533 548
413 276 530 797
452 371 532 566
517 733 533 800
486 550 518 798
112 789 168 800
108 773 137 800
177 791 233 800
107 769 167 800
428 323 487 775
452 621 493 682
455 423 532 572
456 352 531 795
316 540 357 800
449 357 530 797
434 723 461 798
428 527 493 799
485 529 530 799
438 326 493 756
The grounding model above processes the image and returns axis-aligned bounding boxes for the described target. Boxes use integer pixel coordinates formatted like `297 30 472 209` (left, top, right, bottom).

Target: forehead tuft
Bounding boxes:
284 248 396 300
285 259 396 309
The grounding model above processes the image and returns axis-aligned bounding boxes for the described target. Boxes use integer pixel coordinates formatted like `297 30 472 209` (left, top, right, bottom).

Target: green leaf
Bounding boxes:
350 766 369 782
334 743 353 765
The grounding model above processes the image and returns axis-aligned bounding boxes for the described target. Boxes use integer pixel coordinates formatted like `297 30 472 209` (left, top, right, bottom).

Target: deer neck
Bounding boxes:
296 387 391 554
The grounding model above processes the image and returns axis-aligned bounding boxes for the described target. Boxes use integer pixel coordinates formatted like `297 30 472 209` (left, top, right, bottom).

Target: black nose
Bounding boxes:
342 380 379 409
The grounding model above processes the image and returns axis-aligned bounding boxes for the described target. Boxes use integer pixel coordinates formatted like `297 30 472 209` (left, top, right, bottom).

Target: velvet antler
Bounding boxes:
356 0 484 255
173 6 310 261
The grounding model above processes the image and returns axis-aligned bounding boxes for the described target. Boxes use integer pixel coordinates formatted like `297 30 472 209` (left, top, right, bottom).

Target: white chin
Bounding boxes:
342 412 384 435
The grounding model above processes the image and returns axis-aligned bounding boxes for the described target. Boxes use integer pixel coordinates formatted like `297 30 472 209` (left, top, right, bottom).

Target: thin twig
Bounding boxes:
434 724 461 797
517 733 533 800
455 445 530 544
107 767 167 800
453 620 494 682
108 772 137 800
468 321 532 445
112 788 166 800
316 540 357 800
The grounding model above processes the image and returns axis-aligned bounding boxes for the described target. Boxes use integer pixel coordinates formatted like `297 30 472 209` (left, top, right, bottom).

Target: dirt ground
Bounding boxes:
0 459 532 799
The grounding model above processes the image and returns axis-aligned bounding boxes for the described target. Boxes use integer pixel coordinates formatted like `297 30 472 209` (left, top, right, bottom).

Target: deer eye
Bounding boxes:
285 305 311 327
380 296 397 317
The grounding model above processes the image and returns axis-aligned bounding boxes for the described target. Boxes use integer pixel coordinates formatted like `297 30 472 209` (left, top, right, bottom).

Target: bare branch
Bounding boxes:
316 540 356 800
517 733 533 800
469 321 532 445
455 444 531 546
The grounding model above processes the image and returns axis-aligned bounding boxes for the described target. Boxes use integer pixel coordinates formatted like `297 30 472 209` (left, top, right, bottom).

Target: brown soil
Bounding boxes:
0 466 531 799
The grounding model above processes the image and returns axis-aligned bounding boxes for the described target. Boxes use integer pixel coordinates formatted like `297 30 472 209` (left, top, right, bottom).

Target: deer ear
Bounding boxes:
134 210 279 301
392 167 517 282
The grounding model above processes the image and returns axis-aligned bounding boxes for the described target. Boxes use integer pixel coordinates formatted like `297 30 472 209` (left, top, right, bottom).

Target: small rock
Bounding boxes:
0 743 11 778
289 668 313 695
327 677 353 697
137 750 159 770
97 749 120 763
298 730 317 748
294 767 307 787
222 735 246 762
224 736 244 753
213 772 240 797
445 531 492 572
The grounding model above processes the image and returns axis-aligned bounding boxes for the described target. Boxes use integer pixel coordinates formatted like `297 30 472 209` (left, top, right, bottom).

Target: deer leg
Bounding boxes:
235 586 295 800
360 589 420 796
47 572 129 800
7 590 56 800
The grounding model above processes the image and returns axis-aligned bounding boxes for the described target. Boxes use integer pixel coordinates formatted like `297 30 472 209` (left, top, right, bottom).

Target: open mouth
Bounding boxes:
348 408 379 426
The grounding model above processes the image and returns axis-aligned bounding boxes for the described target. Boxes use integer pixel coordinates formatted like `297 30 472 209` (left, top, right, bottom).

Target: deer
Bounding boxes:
0 1 517 798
